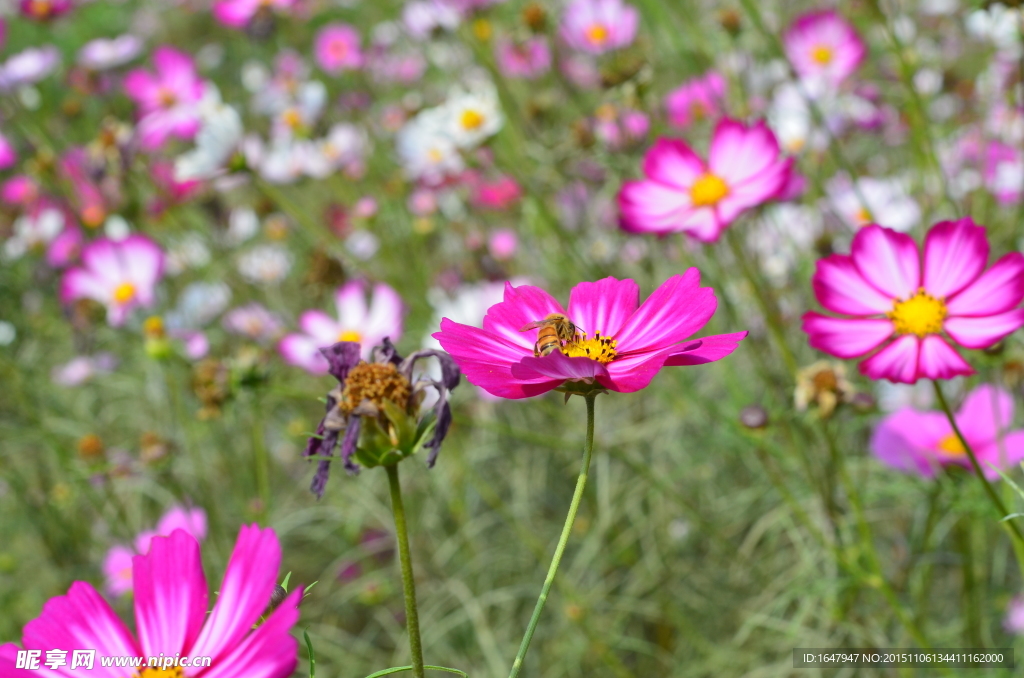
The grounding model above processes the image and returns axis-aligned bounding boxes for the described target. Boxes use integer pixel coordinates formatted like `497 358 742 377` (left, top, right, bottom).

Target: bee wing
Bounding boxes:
519 320 550 332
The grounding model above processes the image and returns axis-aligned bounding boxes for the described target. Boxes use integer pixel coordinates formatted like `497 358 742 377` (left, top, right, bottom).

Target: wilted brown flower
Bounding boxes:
795 361 855 417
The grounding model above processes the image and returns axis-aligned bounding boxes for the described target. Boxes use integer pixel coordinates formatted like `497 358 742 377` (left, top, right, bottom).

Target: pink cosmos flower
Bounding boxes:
0 130 15 170
1 176 40 206
60 148 108 228
2 525 300 678
123 47 205 151
560 0 639 55
60 235 165 327
213 0 296 29
803 219 1024 384
1006 596 1024 635
315 23 363 73
488 228 518 260
618 118 794 241
18 0 73 21
495 37 551 79
279 280 404 373
433 273 747 399
871 385 1024 480
224 303 284 344
102 506 207 597
783 10 866 89
665 71 726 128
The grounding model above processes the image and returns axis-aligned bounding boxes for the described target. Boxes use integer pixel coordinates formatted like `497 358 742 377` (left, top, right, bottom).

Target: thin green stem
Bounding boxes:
932 380 1024 547
386 464 425 678
508 393 598 678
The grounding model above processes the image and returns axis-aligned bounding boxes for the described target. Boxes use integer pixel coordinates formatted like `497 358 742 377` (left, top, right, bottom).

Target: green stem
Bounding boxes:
508 393 598 678
386 464 426 678
932 380 1024 547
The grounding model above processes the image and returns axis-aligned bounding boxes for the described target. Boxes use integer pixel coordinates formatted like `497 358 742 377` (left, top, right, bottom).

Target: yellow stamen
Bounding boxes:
113 282 136 305
460 109 485 131
338 329 362 343
937 433 966 456
563 333 618 364
854 206 873 225
143 315 165 339
282 108 303 129
82 205 105 228
136 667 183 678
157 87 177 108
30 0 53 17
888 289 947 337
689 173 729 208
811 45 833 65
427 147 444 163
585 23 609 45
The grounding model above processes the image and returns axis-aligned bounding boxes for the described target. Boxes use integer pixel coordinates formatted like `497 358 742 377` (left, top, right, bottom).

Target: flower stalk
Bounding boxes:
508 392 597 678
386 463 425 678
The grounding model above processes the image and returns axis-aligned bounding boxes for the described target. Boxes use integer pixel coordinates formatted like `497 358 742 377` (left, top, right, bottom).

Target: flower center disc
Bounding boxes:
340 362 411 414
586 23 609 45
157 88 177 108
811 45 834 65
337 329 362 343
563 333 618 364
690 173 729 207
30 0 52 17
460 109 485 131
888 289 947 337
136 667 184 678
937 433 966 456
113 282 136 304
330 41 348 59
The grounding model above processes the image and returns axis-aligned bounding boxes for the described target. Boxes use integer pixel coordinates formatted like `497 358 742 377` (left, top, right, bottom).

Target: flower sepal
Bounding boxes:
555 380 609 402
353 398 421 468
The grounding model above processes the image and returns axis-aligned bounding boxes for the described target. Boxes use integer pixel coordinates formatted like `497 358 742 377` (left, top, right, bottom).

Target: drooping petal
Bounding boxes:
482 281 566 351
133 530 208 658
922 217 989 299
320 341 362 383
662 331 748 365
850 224 920 300
566 277 639 338
198 589 300 678
614 269 717 352
510 350 610 382
916 334 974 380
60 268 108 304
858 334 920 383
944 309 1024 349
956 384 1014 448
802 312 893 358
946 252 1024 316
811 254 894 315
187 525 280 664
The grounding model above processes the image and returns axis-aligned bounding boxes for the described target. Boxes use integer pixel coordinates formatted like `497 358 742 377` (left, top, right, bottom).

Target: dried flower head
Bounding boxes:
795 360 855 417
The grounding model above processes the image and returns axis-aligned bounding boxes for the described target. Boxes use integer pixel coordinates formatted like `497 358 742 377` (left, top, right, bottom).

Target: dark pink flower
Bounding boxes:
123 47 205 151
433 273 746 399
18 0 73 21
665 71 726 128
783 9 865 89
495 37 551 79
314 23 363 73
803 219 1024 384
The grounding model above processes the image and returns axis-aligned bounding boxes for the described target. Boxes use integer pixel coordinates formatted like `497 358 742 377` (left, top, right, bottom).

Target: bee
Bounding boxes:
519 314 582 357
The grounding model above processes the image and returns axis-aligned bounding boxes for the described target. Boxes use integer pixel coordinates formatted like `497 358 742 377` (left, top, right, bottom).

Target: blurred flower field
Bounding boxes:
5 0 1024 676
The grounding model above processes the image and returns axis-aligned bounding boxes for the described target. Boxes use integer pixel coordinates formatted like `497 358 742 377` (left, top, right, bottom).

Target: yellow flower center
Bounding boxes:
460 109 485 131
854 206 873 225
937 433 966 456
562 333 618 364
136 667 183 678
82 205 106 228
690 173 729 208
337 329 362 343
30 0 52 17
113 282 136 305
143 315 165 339
888 289 947 337
427 147 444 163
689 102 707 121
586 23 609 45
157 87 177 108
811 45 834 65
282 108 303 129
472 18 493 41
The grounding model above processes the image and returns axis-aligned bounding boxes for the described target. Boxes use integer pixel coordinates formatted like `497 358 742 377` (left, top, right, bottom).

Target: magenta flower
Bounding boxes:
665 71 726 128
213 0 296 29
495 37 551 79
560 0 639 55
279 281 404 374
871 385 1024 480
783 9 865 89
18 0 73 21
60 235 165 327
1 525 300 678
803 219 1024 384
433 273 747 399
123 47 205 151
102 506 207 597
618 118 793 241
0 130 15 170
315 23 363 73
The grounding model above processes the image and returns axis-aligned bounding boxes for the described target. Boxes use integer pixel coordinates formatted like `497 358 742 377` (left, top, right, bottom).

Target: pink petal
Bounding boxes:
133 530 207 658
120 235 164 304
812 253 894 315
956 384 1014 448
21 583 140 678
708 118 783 187
922 217 989 299
102 545 136 598
916 334 974 380
946 252 1024 316
617 178 692 234
198 589 301 678
944 309 1024 349
510 350 610 382
156 506 207 542
802 312 893 358
975 431 1024 480
870 409 950 477
335 280 368 325
278 334 329 374
663 331 748 365
851 224 920 300
60 268 107 305
566 277 639 338
482 281 565 351
641 138 705 190
614 269 717 352
188 525 281 664
298 310 342 343
858 334 920 383
363 283 404 343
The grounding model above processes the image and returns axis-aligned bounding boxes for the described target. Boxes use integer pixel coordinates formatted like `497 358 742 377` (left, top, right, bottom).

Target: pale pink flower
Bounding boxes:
872 385 1024 480
488 228 518 260
1006 596 1024 635
18 0 73 21
783 9 866 89
3 525 300 678
618 118 793 241
803 219 1024 384
213 0 296 29
0 45 60 89
78 34 143 71
0 130 15 170
123 47 205 151
223 303 283 344
278 280 404 373
315 23 364 73
60 235 165 327
102 506 207 597
560 0 639 55
665 71 726 128
495 37 551 79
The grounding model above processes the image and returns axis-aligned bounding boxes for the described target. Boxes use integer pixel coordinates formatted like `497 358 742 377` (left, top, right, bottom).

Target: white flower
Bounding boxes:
403 0 460 40
237 244 293 284
271 81 327 140
166 233 212 275
396 109 464 183
827 176 921 232
0 46 60 89
442 83 503 148
226 207 260 246
3 207 64 261
78 35 143 70
174 87 245 182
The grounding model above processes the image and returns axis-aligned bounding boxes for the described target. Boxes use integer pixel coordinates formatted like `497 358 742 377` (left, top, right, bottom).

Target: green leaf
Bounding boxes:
302 629 316 678
280 571 292 592
303 580 318 596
